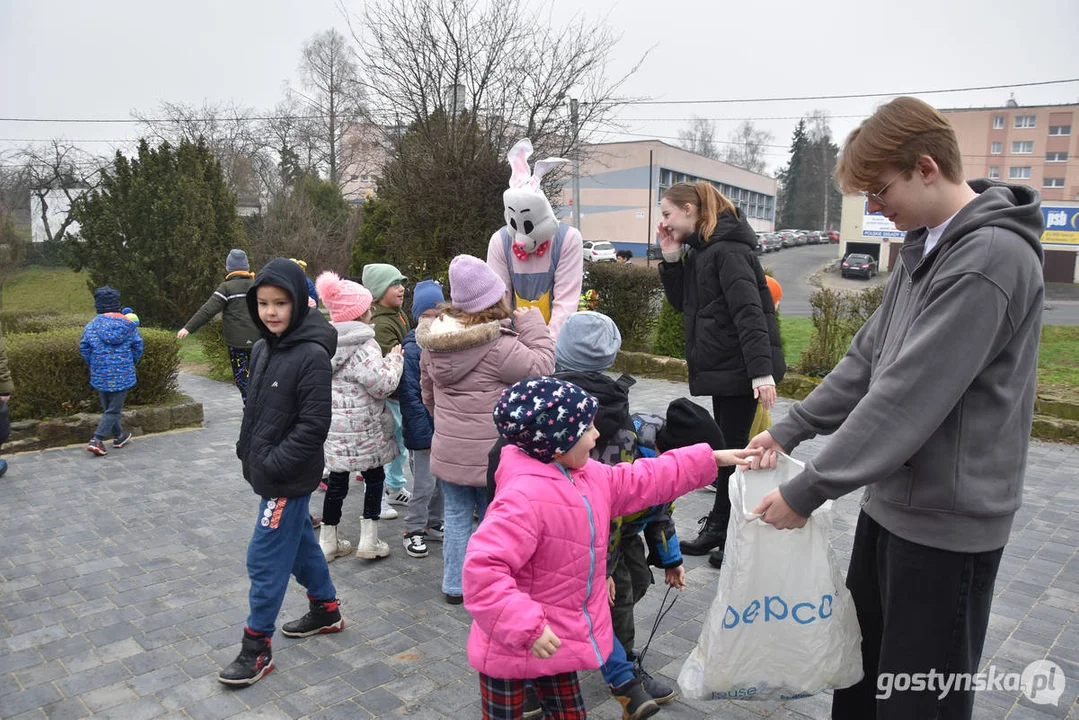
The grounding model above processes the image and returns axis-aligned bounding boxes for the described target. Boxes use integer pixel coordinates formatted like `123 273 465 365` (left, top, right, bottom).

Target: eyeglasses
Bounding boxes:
390 279 407 288
862 170 906 207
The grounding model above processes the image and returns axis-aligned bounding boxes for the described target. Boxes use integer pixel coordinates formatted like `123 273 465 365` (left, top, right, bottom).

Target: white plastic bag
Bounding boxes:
678 454 863 701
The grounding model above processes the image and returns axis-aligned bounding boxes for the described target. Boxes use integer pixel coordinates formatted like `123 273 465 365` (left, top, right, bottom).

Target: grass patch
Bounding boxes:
1039 325 1079 402
779 316 813 370
2 266 93 318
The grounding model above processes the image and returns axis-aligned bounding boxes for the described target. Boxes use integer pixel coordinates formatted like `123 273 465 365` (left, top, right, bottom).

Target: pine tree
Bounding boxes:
67 139 246 327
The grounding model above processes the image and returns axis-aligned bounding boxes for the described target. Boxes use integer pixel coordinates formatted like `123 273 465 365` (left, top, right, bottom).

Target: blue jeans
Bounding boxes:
246 494 336 635
94 390 129 441
441 481 489 596
600 635 636 687
384 400 408 491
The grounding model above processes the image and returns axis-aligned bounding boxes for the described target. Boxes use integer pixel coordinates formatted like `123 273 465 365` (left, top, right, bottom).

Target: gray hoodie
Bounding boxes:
772 180 1044 553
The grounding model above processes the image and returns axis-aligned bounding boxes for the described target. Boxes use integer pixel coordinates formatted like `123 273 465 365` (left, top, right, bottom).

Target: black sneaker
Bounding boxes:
112 431 133 449
522 684 544 718
281 597 344 638
610 677 659 719
403 532 428 558
445 593 463 605
218 629 274 686
637 667 676 704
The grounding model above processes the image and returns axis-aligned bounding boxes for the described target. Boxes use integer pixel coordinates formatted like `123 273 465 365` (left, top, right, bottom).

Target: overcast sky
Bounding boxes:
2 0 1078 175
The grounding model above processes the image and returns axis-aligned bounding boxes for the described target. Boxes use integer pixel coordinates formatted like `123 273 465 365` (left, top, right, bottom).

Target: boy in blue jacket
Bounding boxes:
79 286 143 456
400 280 445 558
220 258 344 688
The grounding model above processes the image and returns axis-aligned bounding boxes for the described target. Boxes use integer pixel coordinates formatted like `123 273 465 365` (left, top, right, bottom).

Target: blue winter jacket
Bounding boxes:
79 314 144 392
399 328 433 450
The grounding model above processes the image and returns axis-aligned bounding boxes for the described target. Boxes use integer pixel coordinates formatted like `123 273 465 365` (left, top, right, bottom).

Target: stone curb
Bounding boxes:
5 395 204 452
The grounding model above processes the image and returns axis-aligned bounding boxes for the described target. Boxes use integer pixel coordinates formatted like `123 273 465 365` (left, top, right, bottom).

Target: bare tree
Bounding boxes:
293 28 366 187
678 116 720 160
346 0 646 170
134 100 272 204
723 120 774 175
7 140 106 246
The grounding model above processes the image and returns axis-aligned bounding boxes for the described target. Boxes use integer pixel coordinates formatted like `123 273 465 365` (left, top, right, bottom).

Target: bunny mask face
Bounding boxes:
503 138 568 258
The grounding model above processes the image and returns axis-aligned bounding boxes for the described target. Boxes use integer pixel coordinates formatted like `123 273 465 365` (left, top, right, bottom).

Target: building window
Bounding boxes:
1009 167 1032 180
991 141 1003 155
1047 152 1069 162
1014 115 1036 129
993 116 1005 129
1049 125 1071 136
660 168 672 185
1043 178 1065 188
1011 141 1033 154
988 167 1000 180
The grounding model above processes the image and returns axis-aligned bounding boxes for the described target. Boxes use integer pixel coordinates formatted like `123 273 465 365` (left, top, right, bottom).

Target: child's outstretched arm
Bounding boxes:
607 443 760 519
463 488 550 654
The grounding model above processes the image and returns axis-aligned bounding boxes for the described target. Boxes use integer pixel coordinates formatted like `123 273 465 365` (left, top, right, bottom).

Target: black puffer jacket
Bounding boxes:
659 210 785 397
236 258 337 498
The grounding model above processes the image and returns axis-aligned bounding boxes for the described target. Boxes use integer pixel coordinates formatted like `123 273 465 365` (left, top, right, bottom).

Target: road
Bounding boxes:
757 243 1079 325
758 243 840 317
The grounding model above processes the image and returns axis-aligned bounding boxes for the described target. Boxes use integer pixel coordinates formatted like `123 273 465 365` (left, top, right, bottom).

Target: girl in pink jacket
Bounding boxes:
464 377 758 719
418 254 555 605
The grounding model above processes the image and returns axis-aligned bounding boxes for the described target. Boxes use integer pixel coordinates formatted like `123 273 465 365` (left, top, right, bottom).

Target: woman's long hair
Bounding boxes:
663 181 737 240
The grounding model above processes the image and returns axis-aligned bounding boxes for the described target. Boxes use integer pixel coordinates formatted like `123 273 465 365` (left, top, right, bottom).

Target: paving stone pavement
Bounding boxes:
0 371 1076 720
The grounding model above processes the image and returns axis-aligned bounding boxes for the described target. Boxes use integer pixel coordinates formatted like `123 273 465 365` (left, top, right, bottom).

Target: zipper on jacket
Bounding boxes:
558 465 603 666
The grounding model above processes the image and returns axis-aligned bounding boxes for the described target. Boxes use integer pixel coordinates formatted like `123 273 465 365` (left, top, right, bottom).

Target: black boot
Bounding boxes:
637 667 676 704
610 677 660 719
281 596 344 638
522 683 544 718
218 628 274 686
678 513 726 556
707 548 724 569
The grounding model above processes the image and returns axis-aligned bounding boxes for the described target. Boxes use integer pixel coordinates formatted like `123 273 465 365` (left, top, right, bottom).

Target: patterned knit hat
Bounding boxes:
449 255 506 314
315 271 373 323
493 377 599 463
94 286 121 314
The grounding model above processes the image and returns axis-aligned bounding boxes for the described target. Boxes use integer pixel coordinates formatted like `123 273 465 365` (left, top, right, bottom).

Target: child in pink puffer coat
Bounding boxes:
418 254 555 605
464 377 759 719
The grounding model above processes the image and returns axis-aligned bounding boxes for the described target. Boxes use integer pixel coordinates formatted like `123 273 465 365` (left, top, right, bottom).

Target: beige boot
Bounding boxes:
355 518 390 559
319 524 353 562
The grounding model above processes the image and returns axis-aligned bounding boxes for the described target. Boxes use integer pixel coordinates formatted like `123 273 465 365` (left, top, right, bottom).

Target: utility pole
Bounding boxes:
571 98 581 231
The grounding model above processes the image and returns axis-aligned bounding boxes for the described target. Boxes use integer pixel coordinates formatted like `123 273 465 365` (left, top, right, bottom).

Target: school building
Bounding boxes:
557 140 777 258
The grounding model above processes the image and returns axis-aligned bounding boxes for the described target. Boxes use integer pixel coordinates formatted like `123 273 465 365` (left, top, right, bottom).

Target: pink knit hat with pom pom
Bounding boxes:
315 270 373 323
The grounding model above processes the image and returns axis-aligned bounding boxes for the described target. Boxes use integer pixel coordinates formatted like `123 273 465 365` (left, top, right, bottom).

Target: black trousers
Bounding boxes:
707 394 759 526
610 534 654 655
322 467 386 524
833 512 1003 720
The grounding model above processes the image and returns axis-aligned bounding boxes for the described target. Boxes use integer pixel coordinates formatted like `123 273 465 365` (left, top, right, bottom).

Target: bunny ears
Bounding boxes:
507 138 568 192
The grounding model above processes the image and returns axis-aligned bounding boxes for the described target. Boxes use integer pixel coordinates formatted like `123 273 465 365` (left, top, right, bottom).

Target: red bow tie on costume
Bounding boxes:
511 240 551 262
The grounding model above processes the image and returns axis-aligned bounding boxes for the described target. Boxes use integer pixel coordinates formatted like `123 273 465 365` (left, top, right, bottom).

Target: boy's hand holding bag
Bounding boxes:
678 453 863 701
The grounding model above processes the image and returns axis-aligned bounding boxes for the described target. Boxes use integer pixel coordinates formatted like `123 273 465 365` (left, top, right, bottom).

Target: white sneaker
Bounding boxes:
403 532 428 558
380 497 399 520
385 487 412 506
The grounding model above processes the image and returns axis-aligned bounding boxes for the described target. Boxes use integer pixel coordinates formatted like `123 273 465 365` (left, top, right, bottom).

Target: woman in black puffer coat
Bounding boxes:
657 181 785 565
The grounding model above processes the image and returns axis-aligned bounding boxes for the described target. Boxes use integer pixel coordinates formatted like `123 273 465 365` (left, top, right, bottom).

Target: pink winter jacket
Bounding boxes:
463 442 719 679
417 309 555 487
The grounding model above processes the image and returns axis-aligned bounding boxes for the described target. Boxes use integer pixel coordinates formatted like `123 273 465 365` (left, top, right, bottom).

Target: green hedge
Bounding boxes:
652 298 685 358
586 263 663 352
5 327 181 421
0 310 90 334
194 317 234 382
799 284 886 377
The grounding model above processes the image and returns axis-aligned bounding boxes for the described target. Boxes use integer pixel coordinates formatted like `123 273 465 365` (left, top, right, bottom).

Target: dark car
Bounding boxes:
647 244 665 261
841 253 878 279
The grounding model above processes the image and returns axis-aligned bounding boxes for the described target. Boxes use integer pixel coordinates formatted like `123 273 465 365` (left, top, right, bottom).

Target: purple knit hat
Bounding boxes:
448 255 506 314
493 377 599 464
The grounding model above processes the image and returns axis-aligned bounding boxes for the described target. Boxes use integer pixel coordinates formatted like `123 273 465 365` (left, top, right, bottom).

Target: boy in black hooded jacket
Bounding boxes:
219 258 345 687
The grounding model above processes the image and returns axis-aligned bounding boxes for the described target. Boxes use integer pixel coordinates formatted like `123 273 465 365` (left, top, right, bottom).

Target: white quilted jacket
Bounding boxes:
324 320 403 473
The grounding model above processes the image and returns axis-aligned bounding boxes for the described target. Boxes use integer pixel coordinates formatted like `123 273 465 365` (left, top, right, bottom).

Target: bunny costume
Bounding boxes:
486 139 584 338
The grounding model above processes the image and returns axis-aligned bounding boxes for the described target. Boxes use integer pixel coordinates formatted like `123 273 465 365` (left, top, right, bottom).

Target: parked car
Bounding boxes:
841 253 878 279
761 233 782 252
647 244 665 261
807 230 825 244
792 231 809 246
776 231 795 248
582 240 617 262
827 229 840 243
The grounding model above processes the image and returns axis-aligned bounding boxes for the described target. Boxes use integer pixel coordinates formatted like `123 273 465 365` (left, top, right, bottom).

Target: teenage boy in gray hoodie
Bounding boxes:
748 97 1045 720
